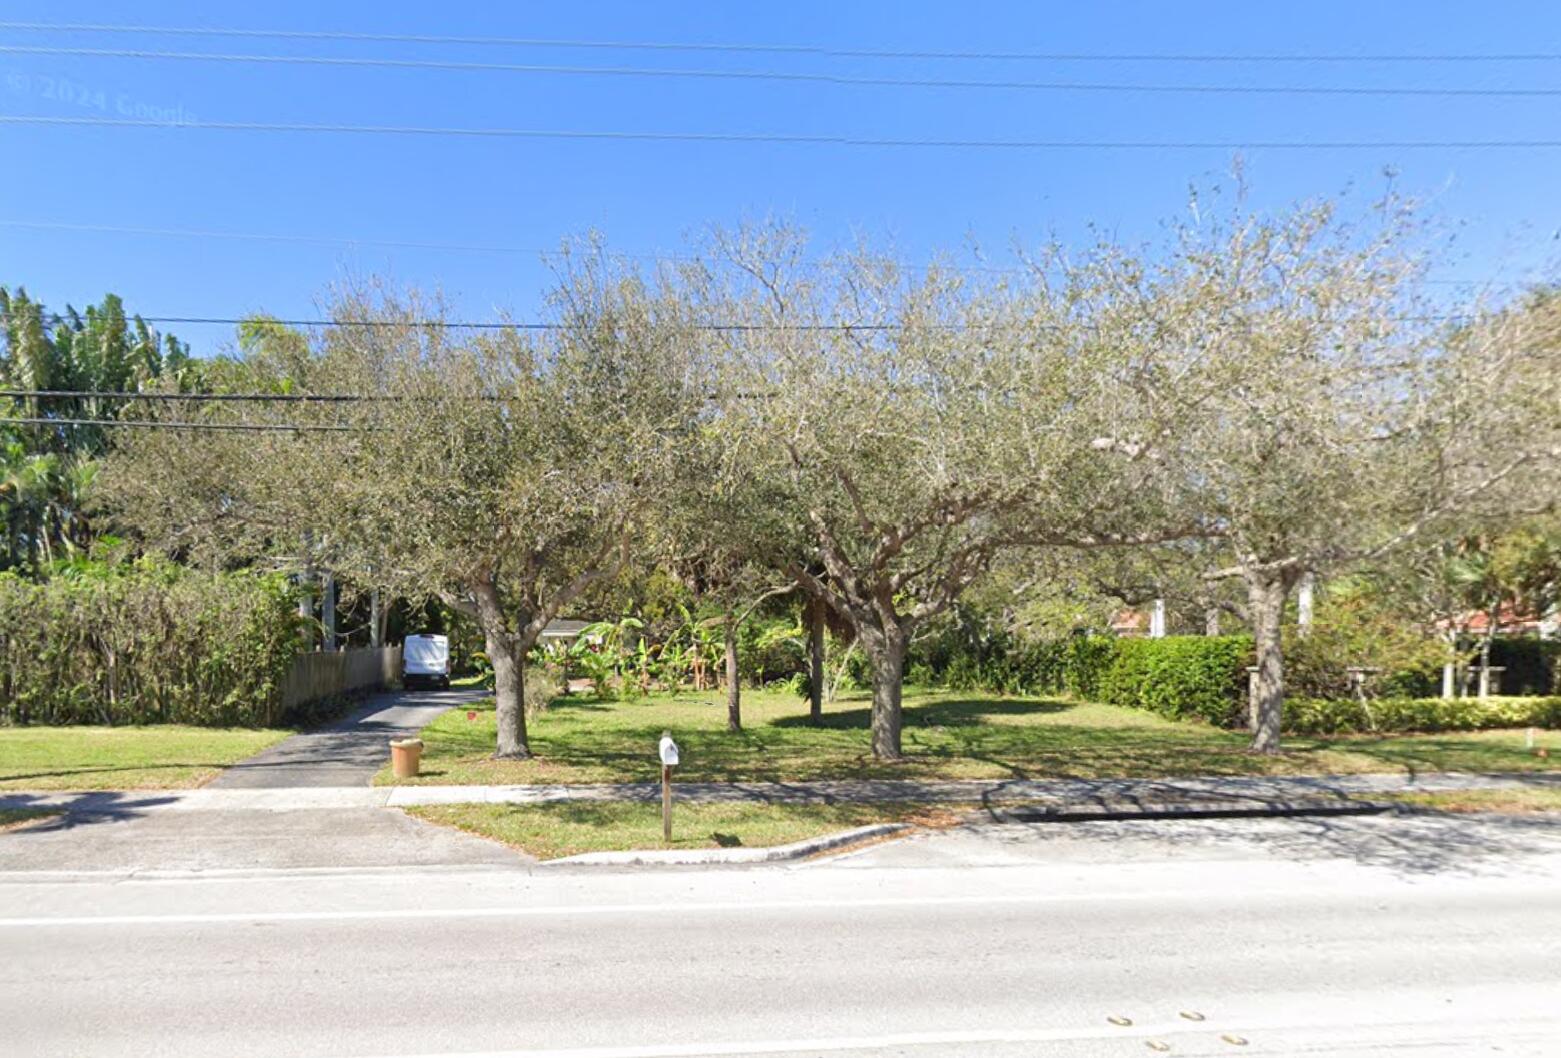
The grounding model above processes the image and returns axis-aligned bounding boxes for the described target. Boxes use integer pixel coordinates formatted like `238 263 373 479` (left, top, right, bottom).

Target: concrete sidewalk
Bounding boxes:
7 769 1558 815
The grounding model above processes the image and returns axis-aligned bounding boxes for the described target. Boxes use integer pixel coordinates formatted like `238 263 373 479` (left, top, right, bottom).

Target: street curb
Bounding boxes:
987 798 1395 823
538 823 912 867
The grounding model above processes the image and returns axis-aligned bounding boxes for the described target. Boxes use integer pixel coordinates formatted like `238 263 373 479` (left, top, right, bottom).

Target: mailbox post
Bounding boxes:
658 730 680 843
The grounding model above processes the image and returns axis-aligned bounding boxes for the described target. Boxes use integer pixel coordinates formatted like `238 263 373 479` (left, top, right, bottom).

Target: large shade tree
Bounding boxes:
1095 194 1561 752
316 271 707 759
105 263 708 759
702 227 1199 759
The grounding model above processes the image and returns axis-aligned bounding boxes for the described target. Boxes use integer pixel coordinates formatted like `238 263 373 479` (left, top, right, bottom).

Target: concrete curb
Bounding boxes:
988 797 1396 823
539 823 911 867
5 770 1557 816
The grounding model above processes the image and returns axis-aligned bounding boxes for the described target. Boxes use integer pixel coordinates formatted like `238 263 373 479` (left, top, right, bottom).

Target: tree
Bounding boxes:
316 269 706 759
655 414 799 730
0 286 189 573
706 226 1189 759
1099 193 1561 752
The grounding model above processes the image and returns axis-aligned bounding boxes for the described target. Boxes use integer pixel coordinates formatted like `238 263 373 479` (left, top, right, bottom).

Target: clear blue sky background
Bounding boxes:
2 1 1559 355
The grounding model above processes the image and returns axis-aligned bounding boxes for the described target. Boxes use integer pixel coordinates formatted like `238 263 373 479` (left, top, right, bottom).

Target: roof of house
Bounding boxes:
539 619 593 639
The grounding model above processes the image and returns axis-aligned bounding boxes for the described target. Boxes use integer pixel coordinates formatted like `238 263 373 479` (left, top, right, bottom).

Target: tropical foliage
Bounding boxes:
0 287 191 574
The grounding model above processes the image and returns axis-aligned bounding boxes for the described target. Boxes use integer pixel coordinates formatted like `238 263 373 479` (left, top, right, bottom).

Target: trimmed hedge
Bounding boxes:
0 563 305 727
1284 694 1561 736
1096 635 1253 725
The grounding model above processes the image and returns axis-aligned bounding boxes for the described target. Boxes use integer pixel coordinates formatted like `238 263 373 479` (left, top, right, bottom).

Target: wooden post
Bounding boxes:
1297 573 1316 638
661 763 672 843
320 572 338 652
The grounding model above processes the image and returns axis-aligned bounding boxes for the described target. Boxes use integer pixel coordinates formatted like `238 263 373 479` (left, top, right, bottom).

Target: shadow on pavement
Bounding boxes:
0 791 182 833
979 808 1561 877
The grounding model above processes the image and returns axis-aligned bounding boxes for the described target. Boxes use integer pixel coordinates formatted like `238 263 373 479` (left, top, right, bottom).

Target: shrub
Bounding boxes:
1096 636 1252 725
0 561 305 727
1283 586 1443 699
1284 694 1561 735
1063 635 1117 698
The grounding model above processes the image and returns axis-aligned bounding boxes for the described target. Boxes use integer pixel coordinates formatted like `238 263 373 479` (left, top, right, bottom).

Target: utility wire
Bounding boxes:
7 115 1561 151
2 389 381 402
0 314 1482 333
0 389 506 403
4 45 1558 97
1 22 1557 62
0 415 359 432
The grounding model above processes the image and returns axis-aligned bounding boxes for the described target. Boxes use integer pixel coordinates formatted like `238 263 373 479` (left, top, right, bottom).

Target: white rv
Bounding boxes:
402 633 451 690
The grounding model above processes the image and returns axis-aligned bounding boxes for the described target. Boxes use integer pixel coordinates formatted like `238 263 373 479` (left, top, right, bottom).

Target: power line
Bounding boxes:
8 115 1561 151
2 388 377 402
1 22 1558 63
0 313 1483 334
5 44 1559 97
0 389 508 403
0 415 358 432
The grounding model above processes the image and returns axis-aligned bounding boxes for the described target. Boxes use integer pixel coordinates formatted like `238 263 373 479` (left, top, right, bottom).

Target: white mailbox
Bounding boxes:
658 732 680 768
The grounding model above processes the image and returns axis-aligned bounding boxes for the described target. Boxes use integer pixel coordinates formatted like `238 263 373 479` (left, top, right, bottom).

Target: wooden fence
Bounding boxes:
277 646 402 720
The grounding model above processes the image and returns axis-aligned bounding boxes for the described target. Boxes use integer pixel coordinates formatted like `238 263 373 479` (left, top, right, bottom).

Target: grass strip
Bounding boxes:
405 799 962 860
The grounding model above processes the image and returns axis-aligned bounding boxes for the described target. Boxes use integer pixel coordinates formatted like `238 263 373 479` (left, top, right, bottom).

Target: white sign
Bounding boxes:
658 733 681 768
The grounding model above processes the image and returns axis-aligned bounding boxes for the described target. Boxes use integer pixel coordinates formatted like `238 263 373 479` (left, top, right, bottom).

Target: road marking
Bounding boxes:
354 1015 1560 1058
3 876 1554 928
0 885 1346 927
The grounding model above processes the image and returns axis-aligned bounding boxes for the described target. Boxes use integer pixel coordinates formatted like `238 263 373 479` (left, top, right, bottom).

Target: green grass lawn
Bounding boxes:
404 800 958 860
0 725 293 791
1387 786 1561 814
377 687 1561 787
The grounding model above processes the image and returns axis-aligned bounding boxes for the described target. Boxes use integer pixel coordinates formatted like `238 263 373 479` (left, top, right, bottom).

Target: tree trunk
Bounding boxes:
807 597 825 725
321 572 337 652
867 632 907 760
1477 633 1494 699
724 608 741 732
370 590 384 649
1246 572 1290 755
487 632 530 759
1205 607 1222 636
472 574 530 760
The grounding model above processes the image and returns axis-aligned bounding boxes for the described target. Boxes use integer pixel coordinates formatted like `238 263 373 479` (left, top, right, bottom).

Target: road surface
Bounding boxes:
209 686 486 788
3 810 1559 1056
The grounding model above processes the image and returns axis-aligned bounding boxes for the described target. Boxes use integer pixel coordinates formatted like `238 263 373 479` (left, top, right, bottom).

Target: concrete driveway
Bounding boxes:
0 685 532 875
208 685 487 789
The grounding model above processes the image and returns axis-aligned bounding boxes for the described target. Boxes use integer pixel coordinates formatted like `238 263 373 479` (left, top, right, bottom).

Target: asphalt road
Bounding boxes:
3 812 1559 1057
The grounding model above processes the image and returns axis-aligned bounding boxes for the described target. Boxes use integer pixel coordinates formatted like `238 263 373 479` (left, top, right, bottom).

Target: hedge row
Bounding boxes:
1284 694 1561 736
1094 636 1253 725
0 563 305 727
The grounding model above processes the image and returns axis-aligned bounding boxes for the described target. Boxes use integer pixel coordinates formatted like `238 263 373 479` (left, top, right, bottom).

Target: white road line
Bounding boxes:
0 890 1196 927
356 1015 1560 1058
0 878 1545 928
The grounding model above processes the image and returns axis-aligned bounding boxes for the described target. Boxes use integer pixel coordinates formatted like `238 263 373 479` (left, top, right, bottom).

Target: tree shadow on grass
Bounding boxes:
771 696 1075 731
540 699 616 714
1315 735 1561 780
0 762 240 785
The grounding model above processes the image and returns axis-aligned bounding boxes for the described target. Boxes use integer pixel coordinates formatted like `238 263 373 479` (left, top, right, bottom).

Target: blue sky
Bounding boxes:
2 1 1559 355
